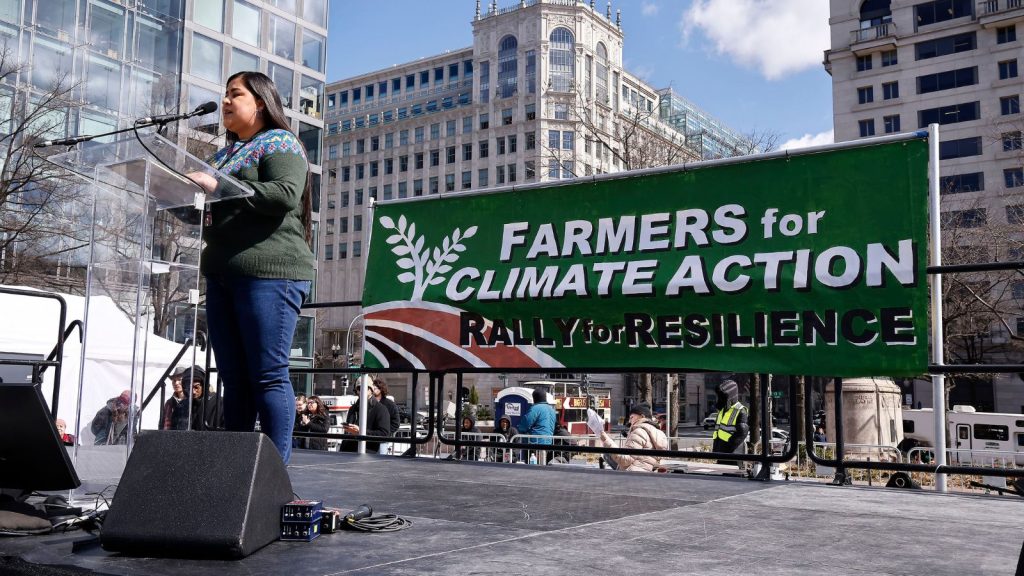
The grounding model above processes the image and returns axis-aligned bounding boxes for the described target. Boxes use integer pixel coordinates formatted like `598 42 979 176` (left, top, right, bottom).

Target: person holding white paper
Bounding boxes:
589 402 667 472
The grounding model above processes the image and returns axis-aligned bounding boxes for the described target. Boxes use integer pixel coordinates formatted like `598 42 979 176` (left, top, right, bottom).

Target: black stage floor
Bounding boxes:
2 450 1023 575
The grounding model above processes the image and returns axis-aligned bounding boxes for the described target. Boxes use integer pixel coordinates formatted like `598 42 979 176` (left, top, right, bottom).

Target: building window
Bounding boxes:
339 242 347 259
554 103 569 120
858 86 874 104
413 179 423 196
400 129 409 145
882 81 899 100
881 49 897 66
355 189 363 205
446 146 456 164
446 119 456 137
479 60 490 103
462 171 472 190
1006 168 1024 188
549 130 560 149
463 116 473 134
353 215 362 232
525 103 536 121
325 219 334 236
1003 131 1023 152
430 149 439 167
383 184 393 200
324 243 333 260
479 140 489 158
384 158 393 175
999 60 1018 80
858 119 875 137
429 176 439 194
562 161 574 179
526 132 536 150
356 164 364 179
478 168 488 187
445 173 455 192
917 67 978 94
549 28 575 91
371 136 379 151
1006 205 1024 225
497 35 518 98
856 54 872 71
370 161 378 177
1001 95 1020 115
917 101 980 127
340 216 348 233
997 25 1016 44
526 49 537 94
562 131 574 150
940 172 984 194
398 182 407 198
525 160 536 180
496 165 505 185
430 123 440 140
480 113 489 129
399 155 408 172
883 115 900 133
353 241 361 258
941 209 987 229
939 136 982 159
508 163 517 183
508 135 517 153
415 126 424 143
914 0 971 27
497 136 506 155
502 107 513 125
463 143 473 161
342 167 351 182
915 32 976 60
341 192 349 208
384 132 394 149
232 0 261 47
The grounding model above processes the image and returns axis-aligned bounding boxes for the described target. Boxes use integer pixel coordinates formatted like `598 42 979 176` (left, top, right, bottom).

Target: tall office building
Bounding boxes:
318 0 749 413
825 0 1023 412
0 0 326 385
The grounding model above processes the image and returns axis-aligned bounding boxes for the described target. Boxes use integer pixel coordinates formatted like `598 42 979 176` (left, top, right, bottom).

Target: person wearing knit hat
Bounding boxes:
712 379 749 467
589 400 668 472
90 389 137 445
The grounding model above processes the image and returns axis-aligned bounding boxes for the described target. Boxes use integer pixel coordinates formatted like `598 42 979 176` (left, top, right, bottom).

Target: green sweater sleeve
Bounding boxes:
242 151 308 215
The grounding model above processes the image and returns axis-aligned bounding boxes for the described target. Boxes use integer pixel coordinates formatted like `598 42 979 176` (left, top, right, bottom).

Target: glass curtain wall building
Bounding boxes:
0 0 326 393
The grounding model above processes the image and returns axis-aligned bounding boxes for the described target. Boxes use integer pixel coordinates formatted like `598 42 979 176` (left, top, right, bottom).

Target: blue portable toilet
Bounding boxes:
493 387 535 430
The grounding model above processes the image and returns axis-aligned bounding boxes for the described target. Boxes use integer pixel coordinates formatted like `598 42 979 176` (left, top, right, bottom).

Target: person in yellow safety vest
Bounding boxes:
711 380 748 466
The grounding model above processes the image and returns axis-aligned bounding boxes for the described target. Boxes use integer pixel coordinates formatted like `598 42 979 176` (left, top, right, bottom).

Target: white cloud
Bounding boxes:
682 0 830 80
780 129 834 151
641 2 659 16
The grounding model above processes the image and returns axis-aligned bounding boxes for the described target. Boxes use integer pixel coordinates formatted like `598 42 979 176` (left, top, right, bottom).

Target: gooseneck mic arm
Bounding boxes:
34 102 219 148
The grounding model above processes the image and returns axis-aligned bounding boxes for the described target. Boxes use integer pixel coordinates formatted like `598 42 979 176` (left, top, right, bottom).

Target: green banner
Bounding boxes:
362 139 930 377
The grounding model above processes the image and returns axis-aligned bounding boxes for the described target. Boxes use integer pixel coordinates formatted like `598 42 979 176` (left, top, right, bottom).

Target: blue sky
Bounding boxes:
327 0 835 149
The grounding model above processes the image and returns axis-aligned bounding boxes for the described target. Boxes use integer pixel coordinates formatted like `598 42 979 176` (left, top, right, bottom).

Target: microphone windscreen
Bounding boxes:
195 101 218 115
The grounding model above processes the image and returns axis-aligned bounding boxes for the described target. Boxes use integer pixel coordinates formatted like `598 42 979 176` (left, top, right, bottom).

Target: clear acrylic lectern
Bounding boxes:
48 132 251 491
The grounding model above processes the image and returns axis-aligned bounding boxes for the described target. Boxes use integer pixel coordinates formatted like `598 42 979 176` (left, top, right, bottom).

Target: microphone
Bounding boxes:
136 101 218 125
344 505 373 523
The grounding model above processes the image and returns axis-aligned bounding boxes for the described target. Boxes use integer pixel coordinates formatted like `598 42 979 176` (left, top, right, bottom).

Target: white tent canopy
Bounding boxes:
0 286 207 441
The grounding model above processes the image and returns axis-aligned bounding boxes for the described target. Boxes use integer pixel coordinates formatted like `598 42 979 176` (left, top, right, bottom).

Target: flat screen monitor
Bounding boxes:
0 382 80 491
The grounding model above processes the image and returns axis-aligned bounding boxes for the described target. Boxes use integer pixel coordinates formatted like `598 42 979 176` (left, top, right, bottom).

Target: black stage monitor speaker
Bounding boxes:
0 381 80 492
101 431 293 559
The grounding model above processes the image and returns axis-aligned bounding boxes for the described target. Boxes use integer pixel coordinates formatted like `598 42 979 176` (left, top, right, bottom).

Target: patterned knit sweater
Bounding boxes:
201 128 315 281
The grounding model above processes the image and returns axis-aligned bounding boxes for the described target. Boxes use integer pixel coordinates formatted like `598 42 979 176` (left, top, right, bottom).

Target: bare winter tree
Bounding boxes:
0 43 90 292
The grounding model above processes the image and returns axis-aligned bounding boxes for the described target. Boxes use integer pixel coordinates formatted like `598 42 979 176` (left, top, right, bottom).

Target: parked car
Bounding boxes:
702 414 717 430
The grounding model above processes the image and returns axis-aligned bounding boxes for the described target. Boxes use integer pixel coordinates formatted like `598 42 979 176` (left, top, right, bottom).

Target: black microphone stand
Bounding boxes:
36 117 182 149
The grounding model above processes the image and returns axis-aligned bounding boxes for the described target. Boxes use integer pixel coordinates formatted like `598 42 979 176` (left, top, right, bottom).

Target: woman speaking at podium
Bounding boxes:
187 71 315 464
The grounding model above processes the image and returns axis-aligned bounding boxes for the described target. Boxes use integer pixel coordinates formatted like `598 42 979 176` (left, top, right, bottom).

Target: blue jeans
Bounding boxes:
205 275 310 464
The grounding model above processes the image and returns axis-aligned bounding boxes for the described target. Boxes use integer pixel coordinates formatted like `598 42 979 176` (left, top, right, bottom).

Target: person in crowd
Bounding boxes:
293 393 308 448
456 413 480 461
517 388 556 464
90 390 135 445
295 395 329 450
712 379 749 467
341 378 391 453
187 71 315 464
55 418 75 446
517 388 556 444
372 380 401 455
186 367 221 431
492 415 518 462
590 402 668 472
813 426 827 443
161 367 192 430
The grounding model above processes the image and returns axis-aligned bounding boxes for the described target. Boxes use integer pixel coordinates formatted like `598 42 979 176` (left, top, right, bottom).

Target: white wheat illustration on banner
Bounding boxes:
379 215 478 301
